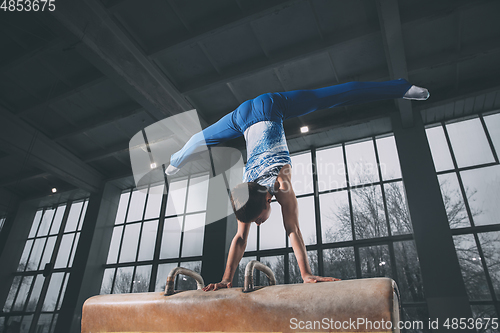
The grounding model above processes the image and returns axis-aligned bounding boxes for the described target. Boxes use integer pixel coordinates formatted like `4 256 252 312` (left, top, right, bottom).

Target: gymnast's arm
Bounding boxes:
274 165 340 283
168 112 242 173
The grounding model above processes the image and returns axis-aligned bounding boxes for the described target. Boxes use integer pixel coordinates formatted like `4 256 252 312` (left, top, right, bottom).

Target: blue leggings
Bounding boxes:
170 79 412 168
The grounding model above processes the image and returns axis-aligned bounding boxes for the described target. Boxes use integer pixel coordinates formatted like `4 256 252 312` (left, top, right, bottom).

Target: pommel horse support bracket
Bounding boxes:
82 261 401 332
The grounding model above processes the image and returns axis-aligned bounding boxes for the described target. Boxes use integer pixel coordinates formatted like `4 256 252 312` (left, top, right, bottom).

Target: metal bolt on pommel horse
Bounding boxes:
81 260 401 332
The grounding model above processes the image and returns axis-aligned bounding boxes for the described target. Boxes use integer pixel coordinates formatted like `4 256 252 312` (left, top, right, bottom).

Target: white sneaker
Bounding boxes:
165 164 180 175
403 85 430 100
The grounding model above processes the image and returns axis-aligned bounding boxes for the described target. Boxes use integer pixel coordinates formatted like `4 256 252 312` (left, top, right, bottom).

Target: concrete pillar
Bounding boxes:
54 183 121 333
392 112 473 332
0 200 39 308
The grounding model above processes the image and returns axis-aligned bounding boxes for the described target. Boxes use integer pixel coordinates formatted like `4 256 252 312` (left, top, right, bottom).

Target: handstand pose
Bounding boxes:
166 79 429 290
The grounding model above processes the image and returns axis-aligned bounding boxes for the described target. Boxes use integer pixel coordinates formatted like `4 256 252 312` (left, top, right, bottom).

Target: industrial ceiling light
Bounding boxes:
150 162 157 169
52 188 57 193
300 126 309 133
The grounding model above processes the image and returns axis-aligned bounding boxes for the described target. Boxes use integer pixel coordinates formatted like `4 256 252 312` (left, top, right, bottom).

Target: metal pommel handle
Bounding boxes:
243 260 276 292
164 267 205 296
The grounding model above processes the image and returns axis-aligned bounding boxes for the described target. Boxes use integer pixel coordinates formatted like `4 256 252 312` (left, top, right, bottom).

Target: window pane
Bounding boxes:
289 251 318 284
236 256 257 287
460 165 500 226
359 245 392 278
42 272 64 311
138 221 158 261
394 241 425 302
166 179 188 216
484 113 500 155
345 140 379 185
155 263 178 292
144 185 164 219
28 210 43 238
115 192 130 224
57 274 69 310
290 152 313 195
245 222 257 252
401 307 429 333
471 305 498 333
65 202 83 232
78 200 88 231
453 234 491 300
425 125 454 172
385 182 413 235
38 209 54 237
297 196 316 245
3 276 21 312
186 175 209 213
259 201 285 250
176 261 201 291
18 240 33 271
36 314 53 333
181 213 205 257
127 190 147 222
55 234 75 269
69 233 80 267
119 223 141 263
39 236 56 269
100 268 115 295
438 173 471 228
12 276 33 311
27 238 46 271
316 145 346 191
113 267 134 294
107 226 123 264
160 217 181 259
132 265 152 293
49 205 65 235
323 247 356 280
259 255 284 285
26 275 45 312
352 185 388 239
477 231 500 299
376 136 402 180
446 118 495 168
320 191 352 243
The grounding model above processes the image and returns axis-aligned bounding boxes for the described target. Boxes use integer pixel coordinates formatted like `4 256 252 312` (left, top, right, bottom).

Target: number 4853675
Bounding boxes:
1 0 56 12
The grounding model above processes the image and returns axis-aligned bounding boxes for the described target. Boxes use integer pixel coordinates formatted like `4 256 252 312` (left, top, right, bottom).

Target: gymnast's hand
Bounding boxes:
302 275 341 283
202 280 232 291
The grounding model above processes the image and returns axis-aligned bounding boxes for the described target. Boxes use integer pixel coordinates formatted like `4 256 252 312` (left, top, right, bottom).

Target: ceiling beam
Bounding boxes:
178 0 485 97
50 0 192 122
148 0 302 58
0 106 103 193
17 74 107 117
53 103 144 141
0 171 50 188
376 0 412 127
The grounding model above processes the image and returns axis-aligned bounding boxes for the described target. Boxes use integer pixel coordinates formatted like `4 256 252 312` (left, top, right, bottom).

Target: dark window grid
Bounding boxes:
108 184 160 293
7 207 60 314
254 139 410 282
106 170 210 293
479 114 499 164
311 148 324 277
3 202 77 327
75 199 88 232
439 120 500 309
150 169 169 292
372 137 401 286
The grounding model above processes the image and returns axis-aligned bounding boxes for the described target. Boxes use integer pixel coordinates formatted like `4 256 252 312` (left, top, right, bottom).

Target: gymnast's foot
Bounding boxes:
165 164 180 175
403 85 430 100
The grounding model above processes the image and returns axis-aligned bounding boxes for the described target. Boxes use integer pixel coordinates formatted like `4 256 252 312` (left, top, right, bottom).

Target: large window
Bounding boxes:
1 199 88 333
426 112 500 320
236 134 426 324
100 172 210 295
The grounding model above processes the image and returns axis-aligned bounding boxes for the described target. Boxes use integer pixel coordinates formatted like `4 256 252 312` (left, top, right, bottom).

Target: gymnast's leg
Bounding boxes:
279 78 429 119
